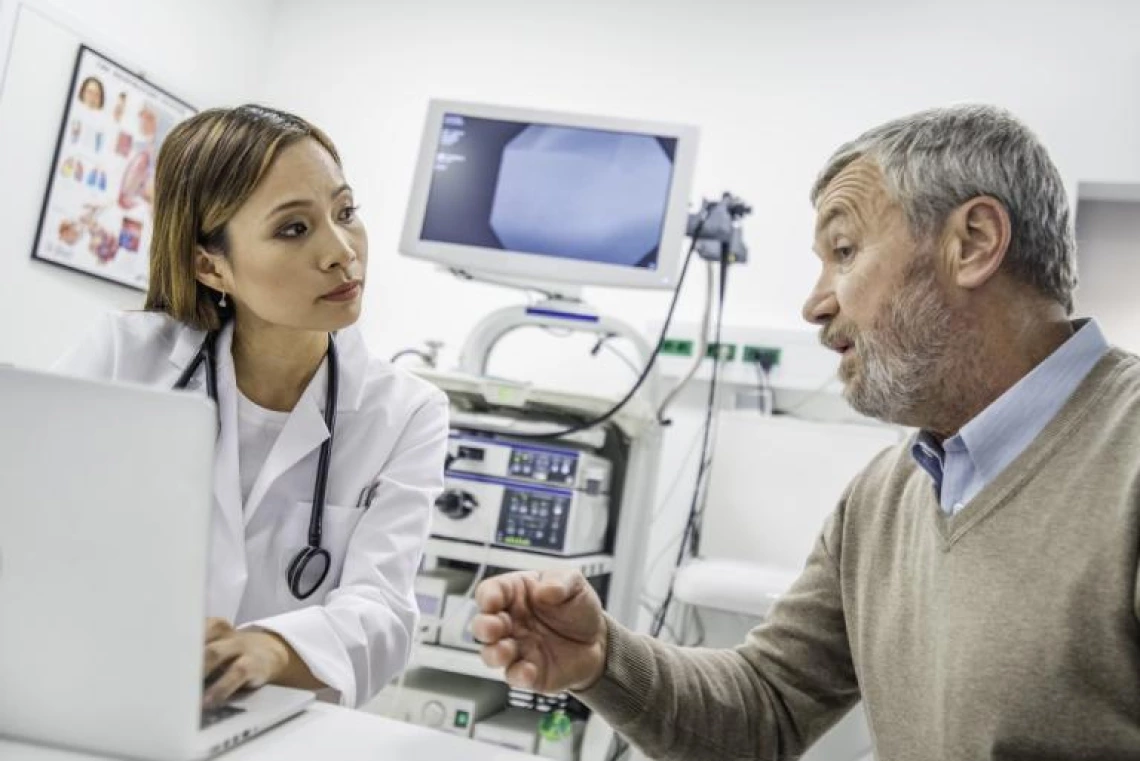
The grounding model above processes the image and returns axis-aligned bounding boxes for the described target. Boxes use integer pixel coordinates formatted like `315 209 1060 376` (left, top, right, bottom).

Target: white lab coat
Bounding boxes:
54 311 449 708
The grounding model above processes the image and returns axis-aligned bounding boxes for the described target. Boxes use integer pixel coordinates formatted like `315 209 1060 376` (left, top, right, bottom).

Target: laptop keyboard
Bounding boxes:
200 704 246 730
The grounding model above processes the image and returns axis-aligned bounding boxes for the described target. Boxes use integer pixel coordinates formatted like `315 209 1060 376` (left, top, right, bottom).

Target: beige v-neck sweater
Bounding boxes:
579 349 1140 760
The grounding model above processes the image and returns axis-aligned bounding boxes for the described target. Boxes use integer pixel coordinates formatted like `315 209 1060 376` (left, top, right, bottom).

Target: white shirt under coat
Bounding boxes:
54 311 449 708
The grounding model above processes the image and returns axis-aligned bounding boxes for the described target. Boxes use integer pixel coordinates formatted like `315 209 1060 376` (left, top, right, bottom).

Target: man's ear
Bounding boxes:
195 247 229 293
943 196 1012 291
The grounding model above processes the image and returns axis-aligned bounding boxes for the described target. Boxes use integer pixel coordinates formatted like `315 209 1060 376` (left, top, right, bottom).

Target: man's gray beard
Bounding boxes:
843 260 956 426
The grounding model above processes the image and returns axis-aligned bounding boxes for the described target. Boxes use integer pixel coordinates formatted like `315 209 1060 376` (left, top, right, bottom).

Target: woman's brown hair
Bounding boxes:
78 76 105 108
144 104 341 331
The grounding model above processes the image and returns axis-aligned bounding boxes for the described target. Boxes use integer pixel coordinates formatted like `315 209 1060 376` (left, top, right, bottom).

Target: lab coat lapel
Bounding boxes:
210 326 248 569
242 361 331 525
169 323 207 387
170 321 247 618
334 327 368 413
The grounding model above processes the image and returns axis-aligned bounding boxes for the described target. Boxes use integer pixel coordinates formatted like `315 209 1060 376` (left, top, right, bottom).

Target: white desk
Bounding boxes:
0 704 539 761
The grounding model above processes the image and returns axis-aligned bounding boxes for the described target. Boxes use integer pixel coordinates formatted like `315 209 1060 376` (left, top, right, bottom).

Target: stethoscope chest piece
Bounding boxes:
287 545 332 600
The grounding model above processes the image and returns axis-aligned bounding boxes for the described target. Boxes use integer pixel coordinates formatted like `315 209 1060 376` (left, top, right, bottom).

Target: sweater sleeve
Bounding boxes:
575 507 859 761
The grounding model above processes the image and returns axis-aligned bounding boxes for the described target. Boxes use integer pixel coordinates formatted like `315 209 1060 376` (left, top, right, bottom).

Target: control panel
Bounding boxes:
496 487 572 552
507 448 577 485
435 428 613 556
447 431 611 495
432 475 609 556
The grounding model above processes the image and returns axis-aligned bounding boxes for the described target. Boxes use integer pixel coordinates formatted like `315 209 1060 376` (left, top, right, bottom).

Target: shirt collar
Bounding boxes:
911 318 1109 484
911 430 945 493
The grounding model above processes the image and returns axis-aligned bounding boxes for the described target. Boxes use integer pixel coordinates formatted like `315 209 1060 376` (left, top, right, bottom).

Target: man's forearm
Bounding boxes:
575 618 787 761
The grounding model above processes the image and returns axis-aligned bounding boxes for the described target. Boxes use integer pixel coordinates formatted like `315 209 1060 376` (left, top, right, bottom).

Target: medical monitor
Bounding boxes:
400 100 699 291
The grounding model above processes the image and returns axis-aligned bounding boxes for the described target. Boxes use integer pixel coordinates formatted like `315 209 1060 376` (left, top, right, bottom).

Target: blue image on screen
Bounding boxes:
489 126 672 267
419 115 677 270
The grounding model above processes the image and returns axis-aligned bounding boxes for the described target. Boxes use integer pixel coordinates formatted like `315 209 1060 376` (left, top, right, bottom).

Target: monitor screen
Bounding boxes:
401 101 698 291
421 114 678 272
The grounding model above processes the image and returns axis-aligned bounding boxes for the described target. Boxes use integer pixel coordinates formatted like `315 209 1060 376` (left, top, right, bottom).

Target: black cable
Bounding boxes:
639 601 682 642
755 363 770 393
684 256 731 559
650 251 730 638
691 256 731 555
590 333 617 356
752 362 774 416
604 734 630 761
390 348 432 365
496 228 705 441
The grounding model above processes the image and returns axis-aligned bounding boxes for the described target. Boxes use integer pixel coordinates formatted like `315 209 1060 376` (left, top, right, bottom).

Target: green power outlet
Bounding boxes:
706 342 737 361
661 338 695 357
742 345 782 368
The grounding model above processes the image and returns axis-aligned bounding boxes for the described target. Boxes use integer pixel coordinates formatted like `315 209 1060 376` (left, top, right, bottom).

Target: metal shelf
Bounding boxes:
411 646 574 712
411 644 503 682
425 538 614 576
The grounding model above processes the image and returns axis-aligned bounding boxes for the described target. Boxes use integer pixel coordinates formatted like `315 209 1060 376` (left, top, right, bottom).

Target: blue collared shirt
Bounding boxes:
911 319 1110 515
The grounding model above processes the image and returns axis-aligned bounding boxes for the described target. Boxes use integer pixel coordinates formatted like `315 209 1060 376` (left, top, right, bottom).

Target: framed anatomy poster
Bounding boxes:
31 44 195 290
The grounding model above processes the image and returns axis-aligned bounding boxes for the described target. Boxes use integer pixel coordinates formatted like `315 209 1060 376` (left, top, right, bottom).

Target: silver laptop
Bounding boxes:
0 366 313 760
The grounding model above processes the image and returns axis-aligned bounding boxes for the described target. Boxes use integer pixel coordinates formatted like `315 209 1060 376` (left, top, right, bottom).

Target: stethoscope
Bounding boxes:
173 329 339 601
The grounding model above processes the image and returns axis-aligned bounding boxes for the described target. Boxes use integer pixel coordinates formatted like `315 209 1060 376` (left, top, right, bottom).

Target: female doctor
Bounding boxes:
55 105 449 710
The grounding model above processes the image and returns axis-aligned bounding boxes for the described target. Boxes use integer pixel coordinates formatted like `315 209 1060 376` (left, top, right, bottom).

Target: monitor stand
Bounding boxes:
456 293 663 410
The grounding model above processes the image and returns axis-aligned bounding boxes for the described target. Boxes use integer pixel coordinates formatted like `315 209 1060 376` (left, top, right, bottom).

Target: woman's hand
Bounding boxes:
201 618 291 709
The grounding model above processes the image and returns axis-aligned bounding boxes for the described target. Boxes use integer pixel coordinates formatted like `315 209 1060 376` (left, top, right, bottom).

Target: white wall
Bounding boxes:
256 0 1140 390
9 0 1137 375
3 0 1138 637
1075 198 1140 353
0 0 279 368
254 0 1140 632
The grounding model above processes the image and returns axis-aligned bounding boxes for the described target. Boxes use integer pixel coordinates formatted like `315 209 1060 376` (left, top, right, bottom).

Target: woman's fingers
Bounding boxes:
203 636 244 677
202 655 254 709
205 617 234 643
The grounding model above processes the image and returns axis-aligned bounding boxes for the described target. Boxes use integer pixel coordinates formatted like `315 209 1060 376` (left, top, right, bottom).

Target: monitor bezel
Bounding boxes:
399 99 699 291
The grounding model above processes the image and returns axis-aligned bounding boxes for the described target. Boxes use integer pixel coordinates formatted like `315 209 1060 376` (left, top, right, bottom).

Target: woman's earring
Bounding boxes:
218 292 227 309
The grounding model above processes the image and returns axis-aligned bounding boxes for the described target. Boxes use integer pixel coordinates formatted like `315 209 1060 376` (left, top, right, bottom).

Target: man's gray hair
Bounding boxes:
810 105 1077 313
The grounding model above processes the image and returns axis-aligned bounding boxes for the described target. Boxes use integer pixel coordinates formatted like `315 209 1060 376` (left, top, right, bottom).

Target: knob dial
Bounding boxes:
435 489 477 519
420 700 446 727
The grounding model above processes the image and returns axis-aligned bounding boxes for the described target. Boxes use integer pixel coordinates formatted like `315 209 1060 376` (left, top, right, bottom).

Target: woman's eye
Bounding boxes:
835 245 855 262
277 222 308 239
338 205 359 223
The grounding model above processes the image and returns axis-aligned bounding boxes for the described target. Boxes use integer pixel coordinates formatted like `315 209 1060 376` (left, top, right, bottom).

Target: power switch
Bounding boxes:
457 445 485 462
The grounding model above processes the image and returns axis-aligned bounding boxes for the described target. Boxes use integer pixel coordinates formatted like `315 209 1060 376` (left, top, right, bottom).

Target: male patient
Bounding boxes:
471 104 1140 760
